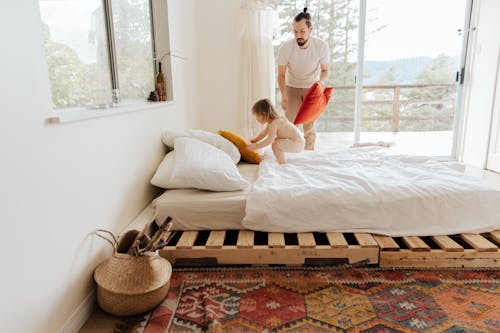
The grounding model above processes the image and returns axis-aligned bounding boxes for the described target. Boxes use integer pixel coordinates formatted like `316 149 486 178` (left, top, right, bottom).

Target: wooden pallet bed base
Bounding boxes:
125 204 500 268
158 229 500 267
159 230 379 266
375 231 500 268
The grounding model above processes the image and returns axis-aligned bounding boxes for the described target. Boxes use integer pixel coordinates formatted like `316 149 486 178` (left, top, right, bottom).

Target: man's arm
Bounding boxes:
318 63 329 88
278 65 288 112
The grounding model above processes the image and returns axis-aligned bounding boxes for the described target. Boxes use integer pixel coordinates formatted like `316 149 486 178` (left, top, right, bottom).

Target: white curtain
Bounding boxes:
239 0 277 138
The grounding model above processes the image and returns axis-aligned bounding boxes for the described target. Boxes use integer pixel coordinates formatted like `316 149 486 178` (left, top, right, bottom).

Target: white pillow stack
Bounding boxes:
161 129 240 164
151 136 248 191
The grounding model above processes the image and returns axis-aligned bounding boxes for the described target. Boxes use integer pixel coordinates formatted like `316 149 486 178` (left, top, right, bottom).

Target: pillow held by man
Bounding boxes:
294 82 333 125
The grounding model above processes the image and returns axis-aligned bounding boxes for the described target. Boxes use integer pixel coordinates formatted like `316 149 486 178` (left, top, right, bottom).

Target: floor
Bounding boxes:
79 134 500 332
316 130 454 156
79 308 144 333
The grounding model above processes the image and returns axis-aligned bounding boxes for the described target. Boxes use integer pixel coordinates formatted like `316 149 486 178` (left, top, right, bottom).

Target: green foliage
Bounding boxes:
112 0 155 99
43 31 93 108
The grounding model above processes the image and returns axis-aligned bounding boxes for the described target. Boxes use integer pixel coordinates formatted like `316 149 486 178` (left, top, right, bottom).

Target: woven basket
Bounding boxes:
94 250 172 316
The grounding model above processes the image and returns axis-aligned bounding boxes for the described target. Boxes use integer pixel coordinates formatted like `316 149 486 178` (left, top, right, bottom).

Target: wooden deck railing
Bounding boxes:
319 83 456 132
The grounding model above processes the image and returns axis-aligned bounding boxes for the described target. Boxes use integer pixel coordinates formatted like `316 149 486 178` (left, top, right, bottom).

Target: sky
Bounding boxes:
364 0 468 61
39 0 102 64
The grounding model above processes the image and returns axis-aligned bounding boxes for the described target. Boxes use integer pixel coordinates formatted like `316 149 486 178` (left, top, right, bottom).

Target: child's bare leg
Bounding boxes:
272 142 286 164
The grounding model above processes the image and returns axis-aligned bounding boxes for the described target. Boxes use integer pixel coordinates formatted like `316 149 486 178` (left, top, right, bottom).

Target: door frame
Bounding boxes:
485 47 500 172
452 0 474 159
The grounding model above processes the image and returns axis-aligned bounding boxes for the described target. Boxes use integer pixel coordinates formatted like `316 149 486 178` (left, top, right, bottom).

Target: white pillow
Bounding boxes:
151 137 249 191
161 129 241 164
150 151 175 189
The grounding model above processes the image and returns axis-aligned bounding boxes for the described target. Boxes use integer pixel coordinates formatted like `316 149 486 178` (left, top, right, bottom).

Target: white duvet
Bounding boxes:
242 148 500 236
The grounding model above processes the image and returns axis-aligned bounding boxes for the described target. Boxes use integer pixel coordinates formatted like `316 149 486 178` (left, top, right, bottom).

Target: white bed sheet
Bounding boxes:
242 147 500 236
153 163 258 230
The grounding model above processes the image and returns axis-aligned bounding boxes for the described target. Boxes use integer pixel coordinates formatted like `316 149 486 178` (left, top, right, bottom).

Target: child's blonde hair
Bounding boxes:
252 98 279 121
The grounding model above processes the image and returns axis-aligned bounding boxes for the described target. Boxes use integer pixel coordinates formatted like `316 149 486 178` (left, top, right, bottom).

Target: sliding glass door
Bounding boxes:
359 0 469 156
271 0 471 157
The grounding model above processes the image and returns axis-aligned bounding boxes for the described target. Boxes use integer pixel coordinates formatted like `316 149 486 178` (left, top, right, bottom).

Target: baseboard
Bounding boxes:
58 289 96 333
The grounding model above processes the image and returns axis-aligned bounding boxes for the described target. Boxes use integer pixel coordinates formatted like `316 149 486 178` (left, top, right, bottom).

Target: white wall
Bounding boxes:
196 0 244 133
460 0 500 167
0 1 198 332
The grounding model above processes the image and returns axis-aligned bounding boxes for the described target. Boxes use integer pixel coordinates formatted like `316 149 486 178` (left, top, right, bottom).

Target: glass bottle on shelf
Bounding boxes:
155 62 167 101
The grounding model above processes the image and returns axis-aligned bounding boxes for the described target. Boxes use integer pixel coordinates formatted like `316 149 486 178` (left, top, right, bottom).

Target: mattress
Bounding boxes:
243 148 500 236
153 163 258 230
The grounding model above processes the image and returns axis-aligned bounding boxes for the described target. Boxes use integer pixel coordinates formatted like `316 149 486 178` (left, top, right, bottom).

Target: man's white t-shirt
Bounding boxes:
277 36 330 89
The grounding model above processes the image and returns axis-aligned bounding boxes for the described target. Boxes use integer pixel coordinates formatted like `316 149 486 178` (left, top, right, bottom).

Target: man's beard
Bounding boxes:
296 38 308 47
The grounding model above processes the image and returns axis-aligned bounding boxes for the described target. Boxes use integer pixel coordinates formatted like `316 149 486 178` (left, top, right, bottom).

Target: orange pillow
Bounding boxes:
294 82 333 125
218 130 263 164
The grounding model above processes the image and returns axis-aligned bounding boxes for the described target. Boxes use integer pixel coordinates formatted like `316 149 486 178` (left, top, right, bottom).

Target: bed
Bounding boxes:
153 163 258 230
148 131 500 268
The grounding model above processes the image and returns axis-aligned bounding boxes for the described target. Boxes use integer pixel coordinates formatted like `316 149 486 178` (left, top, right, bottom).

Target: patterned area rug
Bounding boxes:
138 267 500 333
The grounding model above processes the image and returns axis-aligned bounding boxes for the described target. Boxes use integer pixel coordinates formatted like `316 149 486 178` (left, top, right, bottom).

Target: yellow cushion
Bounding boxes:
218 130 263 164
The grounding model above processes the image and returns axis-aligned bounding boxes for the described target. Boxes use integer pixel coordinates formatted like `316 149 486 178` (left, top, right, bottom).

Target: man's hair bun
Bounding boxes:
294 7 312 27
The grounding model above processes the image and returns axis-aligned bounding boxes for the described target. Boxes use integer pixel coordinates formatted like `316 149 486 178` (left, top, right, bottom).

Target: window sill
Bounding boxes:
45 101 173 124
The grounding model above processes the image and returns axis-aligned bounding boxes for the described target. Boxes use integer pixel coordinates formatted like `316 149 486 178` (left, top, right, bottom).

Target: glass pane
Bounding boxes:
270 0 359 151
362 0 466 156
39 0 112 109
111 0 155 102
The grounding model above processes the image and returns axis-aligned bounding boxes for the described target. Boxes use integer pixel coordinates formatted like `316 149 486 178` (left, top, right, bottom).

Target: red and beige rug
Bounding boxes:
137 267 499 333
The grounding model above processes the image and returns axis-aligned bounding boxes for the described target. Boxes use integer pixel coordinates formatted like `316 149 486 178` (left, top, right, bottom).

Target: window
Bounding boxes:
39 0 165 110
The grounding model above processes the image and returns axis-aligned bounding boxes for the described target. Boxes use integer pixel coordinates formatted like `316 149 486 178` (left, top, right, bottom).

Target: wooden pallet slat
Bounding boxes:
431 235 464 252
237 230 255 248
354 233 378 248
460 233 498 252
176 231 198 249
268 232 285 248
379 250 500 268
161 246 379 265
206 231 226 249
326 232 348 248
402 236 431 251
160 231 171 243
297 233 316 248
489 230 500 244
373 235 400 251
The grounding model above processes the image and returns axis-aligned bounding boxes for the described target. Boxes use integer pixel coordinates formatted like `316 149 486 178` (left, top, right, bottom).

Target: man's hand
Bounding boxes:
250 138 257 143
247 143 258 150
281 97 288 112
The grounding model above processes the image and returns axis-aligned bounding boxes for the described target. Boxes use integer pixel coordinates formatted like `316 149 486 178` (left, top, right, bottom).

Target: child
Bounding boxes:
247 98 305 164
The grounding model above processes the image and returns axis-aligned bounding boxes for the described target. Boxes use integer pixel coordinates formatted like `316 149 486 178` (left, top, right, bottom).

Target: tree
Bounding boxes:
111 0 155 99
403 54 457 131
42 22 92 108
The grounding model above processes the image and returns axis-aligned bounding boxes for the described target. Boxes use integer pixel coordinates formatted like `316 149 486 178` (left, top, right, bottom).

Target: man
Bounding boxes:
277 8 330 150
